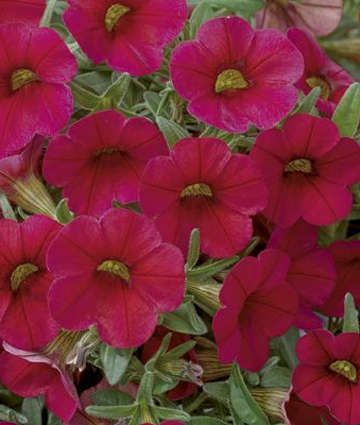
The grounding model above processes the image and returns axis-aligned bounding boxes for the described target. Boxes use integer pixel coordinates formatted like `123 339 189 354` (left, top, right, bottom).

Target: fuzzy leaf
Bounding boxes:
156 117 189 148
100 344 133 385
343 293 359 333
186 228 201 271
230 364 270 425
162 299 208 335
333 82 360 137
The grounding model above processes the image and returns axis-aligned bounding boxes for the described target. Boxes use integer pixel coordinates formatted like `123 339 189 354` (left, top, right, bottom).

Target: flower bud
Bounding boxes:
250 387 287 423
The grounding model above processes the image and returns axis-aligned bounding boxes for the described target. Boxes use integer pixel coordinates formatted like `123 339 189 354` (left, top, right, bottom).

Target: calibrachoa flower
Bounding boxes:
43 110 168 217
292 330 360 424
0 23 77 154
48 208 185 348
268 220 336 329
139 137 268 258
0 0 46 26
251 114 360 227
287 28 354 116
0 136 56 219
256 0 342 37
213 249 298 372
0 342 80 422
319 240 360 317
170 17 304 133
63 0 188 76
284 391 340 425
0 215 61 350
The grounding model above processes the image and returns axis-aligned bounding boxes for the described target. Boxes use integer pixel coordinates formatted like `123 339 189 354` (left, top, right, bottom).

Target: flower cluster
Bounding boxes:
0 1 358 425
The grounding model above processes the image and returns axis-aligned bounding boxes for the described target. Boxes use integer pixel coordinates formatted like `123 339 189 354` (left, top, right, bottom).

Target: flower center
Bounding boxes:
284 158 313 174
11 69 37 91
105 3 131 32
94 147 121 158
181 183 213 198
274 0 289 7
215 69 248 93
329 360 358 383
306 76 331 100
97 260 130 282
10 263 39 291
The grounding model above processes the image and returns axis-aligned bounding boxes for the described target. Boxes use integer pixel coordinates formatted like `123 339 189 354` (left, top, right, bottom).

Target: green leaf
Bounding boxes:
103 73 132 105
0 194 17 221
86 404 136 420
156 116 190 148
190 417 228 425
100 344 133 385
295 87 321 115
259 366 292 388
343 293 359 333
187 255 239 279
189 3 213 37
154 406 191 422
92 389 133 407
333 82 360 137
162 299 208 335
71 80 101 110
22 398 43 425
186 228 201 271
230 364 270 425
203 0 264 14
40 0 57 27
203 381 230 406
0 405 28 424
273 327 300 369
55 199 74 224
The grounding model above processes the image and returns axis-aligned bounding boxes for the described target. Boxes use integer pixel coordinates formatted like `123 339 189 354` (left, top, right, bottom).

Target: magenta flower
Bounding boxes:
0 216 61 350
63 0 188 76
319 241 360 317
0 0 46 25
43 110 168 217
250 114 360 228
170 17 303 133
0 23 77 154
292 330 360 425
284 391 340 425
256 0 342 37
213 249 298 372
0 343 80 422
268 220 336 330
48 208 185 348
139 137 268 258
0 135 56 218
287 28 354 116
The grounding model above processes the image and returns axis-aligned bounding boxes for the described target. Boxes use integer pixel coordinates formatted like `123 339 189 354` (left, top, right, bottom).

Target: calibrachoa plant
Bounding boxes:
0 1 359 425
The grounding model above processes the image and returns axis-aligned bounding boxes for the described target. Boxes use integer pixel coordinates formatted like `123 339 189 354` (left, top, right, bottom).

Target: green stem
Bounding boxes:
41 0 58 27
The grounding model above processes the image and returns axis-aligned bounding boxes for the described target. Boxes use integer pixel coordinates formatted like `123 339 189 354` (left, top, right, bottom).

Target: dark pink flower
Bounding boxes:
0 23 77 154
268 220 336 329
0 215 61 350
63 0 188 76
319 240 360 317
287 28 354 116
250 114 360 227
0 0 46 26
48 208 185 348
170 16 303 133
284 391 340 425
292 330 360 425
0 343 80 422
0 135 56 218
213 249 298 372
43 110 168 217
256 0 342 37
139 137 268 258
